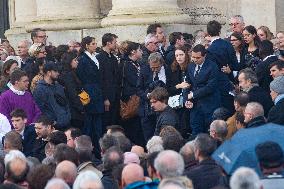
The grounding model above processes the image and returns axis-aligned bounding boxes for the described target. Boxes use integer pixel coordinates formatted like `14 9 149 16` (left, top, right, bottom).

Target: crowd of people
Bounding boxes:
0 14 283 189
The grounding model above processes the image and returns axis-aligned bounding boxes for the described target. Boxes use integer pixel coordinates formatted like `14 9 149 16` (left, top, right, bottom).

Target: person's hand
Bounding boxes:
185 101 194 109
177 82 190 89
188 92 193 100
104 99 111 111
221 64 231 74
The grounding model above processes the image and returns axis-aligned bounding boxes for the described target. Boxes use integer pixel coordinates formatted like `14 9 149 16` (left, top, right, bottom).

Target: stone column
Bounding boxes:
9 0 37 27
101 0 191 26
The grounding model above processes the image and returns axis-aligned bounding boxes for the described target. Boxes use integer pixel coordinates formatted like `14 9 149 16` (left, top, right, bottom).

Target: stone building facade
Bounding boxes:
4 0 284 47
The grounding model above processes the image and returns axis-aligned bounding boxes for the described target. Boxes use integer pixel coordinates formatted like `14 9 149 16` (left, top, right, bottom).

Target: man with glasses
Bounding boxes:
31 28 48 45
229 15 245 33
139 34 159 67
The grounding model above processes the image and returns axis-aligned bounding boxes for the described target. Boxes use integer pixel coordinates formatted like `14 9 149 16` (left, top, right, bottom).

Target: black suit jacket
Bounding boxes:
256 55 279 92
23 125 37 157
186 59 221 114
137 64 172 117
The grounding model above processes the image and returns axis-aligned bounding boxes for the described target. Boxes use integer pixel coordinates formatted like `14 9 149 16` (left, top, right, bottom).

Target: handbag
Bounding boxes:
120 95 140 120
78 90 91 106
168 94 183 109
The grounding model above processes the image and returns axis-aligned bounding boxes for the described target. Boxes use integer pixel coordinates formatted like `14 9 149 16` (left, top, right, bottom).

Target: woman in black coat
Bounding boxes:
168 46 191 138
76 36 104 155
119 41 145 146
58 51 84 129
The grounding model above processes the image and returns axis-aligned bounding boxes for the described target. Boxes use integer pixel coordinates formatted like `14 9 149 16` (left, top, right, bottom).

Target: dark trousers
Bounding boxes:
190 108 213 137
141 114 156 141
83 113 102 158
102 100 119 133
120 116 145 147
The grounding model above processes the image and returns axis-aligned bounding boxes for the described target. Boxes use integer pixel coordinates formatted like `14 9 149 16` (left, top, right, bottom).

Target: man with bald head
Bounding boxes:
5 158 29 188
209 120 228 146
55 160 77 188
122 163 159 189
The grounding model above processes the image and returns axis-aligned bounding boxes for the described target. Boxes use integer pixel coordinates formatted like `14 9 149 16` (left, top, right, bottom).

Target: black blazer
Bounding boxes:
23 125 37 157
76 52 104 114
137 64 172 116
186 59 221 114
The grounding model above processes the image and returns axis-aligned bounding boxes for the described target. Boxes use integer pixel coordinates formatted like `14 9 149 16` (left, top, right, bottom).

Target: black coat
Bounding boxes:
96 50 120 102
120 58 140 99
101 169 119 189
32 138 48 161
168 66 187 96
267 98 284 125
59 71 84 121
76 53 104 114
154 106 179 135
256 55 279 92
248 86 273 117
23 125 37 157
138 46 151 67
246 116 266 128
165 45 175 65
186 159 227 189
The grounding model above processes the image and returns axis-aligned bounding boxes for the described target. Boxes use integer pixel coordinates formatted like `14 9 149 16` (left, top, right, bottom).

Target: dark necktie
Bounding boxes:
194 65 201 77
154 72 159 81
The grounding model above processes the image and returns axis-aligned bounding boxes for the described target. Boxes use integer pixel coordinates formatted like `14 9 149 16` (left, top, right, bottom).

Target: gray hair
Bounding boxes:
148 52 164 64
239 68 258 84
146 136 164 153
75 135 93 151
231 15 245 24
45 178 70 189
4 150 26 166
154 150 185 178
158 177 189 189
210 120 228 140
145 33 157 46
18 39 32 48
245 102 264 118
179 141 195 165
230 167 261 189
73 171 103 189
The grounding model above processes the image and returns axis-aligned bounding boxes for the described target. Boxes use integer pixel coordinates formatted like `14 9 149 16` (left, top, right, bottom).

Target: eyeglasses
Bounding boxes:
229 23 240 27
37 35 48 39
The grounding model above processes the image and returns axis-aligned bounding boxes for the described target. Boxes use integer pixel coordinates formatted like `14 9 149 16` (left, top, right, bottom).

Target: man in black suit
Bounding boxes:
96 33 120 130
256 40 279 92
10 109 37 157
137 52 172 141
206 20 239 114
185 44 221 136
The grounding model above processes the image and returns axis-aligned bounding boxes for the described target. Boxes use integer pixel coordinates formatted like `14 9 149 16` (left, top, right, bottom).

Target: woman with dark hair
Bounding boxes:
76 36 104 155
30 58 46 93
0 59 18 94
58 52 84 128
243 25 262 70
168 46 191 138
119 41 145 146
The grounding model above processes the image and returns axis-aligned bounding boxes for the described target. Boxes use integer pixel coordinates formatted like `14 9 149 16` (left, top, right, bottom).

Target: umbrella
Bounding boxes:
212 123 284 175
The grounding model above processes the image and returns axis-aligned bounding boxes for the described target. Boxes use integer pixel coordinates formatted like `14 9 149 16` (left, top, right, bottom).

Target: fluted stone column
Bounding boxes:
101 0 191 26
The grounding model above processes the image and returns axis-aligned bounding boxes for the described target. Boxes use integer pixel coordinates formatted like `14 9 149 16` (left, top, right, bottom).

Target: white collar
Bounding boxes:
210 36 221 44
8 83 25 95
85 51 100 69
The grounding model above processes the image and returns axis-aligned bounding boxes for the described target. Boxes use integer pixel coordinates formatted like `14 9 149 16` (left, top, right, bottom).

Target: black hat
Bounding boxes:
43 62 59 74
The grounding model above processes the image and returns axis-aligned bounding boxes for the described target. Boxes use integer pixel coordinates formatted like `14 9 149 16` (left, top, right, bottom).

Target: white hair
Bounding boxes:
230 167 261 189
45 178 70 189
145 33 157 45
73 171 103 189
231 15 245 24
146 136 164 153
154 150 185 178
4 150 26 166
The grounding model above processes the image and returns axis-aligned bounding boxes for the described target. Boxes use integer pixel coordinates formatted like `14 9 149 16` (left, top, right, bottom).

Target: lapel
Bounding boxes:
82 53 99 71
